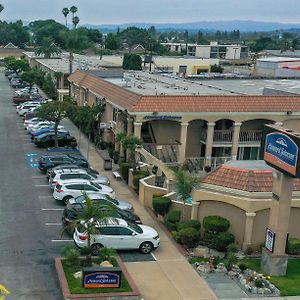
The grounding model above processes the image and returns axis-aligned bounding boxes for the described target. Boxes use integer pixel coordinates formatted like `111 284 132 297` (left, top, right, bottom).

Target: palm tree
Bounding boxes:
70 5 78 27
68 193 117 265
62 7 69 27
174 170 199 220
72 16 80 29
35 37 62 58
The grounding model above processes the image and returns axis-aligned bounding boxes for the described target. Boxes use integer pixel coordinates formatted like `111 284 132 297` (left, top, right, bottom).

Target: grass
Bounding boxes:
62 258 132 294
189 257 300 296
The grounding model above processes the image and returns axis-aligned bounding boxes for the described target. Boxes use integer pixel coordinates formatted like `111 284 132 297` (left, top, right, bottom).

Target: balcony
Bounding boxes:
239 130 262 144
143 143 179 164
213 130 233 143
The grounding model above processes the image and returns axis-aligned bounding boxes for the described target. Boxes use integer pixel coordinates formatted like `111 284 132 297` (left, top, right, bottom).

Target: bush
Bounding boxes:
60 245 80 267
224 253 238 270
227 243 240 253
133 170 150 191
177 220 201 231
164 210 181 231
203 216 230 233
177 227 200 248
212 232 235 252
255 278 264 288
238 263 247 271
152 196 171 216
287 238 300 255
203 231 215 242
119 162 132 183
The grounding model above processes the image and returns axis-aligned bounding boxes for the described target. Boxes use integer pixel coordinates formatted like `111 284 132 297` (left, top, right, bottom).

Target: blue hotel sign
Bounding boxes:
82 268 122 289
262 126 300 177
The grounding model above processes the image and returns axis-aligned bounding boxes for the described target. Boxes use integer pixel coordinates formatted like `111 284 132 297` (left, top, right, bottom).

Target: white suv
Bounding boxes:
73 218 160 255
49 168 110 189
52 179 115 205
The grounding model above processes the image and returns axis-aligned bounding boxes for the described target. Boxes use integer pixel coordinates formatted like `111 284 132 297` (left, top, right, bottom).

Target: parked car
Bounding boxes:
5 69 14 76
52 179 116 204
33 132 77 148
31 128 70 140
46 164 99 180
13 95 31 104
38 154 89 173
49 169 110 189
73 217 160 255
68 192 133 211
62 199 140 233
18 103 40 117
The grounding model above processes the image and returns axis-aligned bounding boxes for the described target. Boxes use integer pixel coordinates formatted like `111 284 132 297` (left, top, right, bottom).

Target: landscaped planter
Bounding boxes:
55 256 141 299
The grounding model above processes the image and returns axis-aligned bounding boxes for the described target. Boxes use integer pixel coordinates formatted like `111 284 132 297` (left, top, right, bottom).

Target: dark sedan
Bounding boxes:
33 132 77 148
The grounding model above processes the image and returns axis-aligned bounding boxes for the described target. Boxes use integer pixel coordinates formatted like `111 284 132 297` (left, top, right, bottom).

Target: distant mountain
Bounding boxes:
84 20 300 32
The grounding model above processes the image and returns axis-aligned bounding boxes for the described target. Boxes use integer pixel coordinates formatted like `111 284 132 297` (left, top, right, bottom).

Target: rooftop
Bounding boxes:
257 57 300 63
202 160 300 192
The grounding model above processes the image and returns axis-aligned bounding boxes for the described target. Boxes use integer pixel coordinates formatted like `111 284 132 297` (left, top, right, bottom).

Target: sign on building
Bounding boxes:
265 228 276 253
261 125 300 177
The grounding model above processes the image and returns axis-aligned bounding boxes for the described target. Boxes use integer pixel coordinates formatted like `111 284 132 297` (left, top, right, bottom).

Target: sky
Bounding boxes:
0 0 300 25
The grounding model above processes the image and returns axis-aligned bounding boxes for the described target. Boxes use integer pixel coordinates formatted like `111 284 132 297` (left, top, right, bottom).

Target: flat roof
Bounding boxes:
257 57 300 62
224 160 273 171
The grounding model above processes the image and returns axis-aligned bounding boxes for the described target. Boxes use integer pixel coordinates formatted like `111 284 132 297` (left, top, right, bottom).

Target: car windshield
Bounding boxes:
90 182 102 190
128 221 143 234
107 197 118 205
74 195 85 203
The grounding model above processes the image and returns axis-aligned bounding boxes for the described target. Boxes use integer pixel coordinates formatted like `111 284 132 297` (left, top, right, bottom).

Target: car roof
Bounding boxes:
52 164 81 169
76 192 108 199
96 218 127 227
58 178 92 185
55 169 88 175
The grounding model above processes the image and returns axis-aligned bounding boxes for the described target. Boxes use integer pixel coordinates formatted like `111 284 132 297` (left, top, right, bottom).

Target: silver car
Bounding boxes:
49 168 109 189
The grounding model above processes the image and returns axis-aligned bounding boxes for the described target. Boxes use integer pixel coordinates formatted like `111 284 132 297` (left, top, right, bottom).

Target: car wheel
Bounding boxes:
91 243 103 256
139 241 154 254
62 196 72 205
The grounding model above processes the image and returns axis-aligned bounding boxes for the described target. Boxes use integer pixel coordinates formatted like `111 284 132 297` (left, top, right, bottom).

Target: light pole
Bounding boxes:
232 47 239 74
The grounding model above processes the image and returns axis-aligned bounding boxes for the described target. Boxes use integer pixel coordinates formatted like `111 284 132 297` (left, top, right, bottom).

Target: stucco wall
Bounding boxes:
186 120 205 157
288 207 300 238
252 209 269 247
197 201 246 245
282 119 300 132
150 120 180 144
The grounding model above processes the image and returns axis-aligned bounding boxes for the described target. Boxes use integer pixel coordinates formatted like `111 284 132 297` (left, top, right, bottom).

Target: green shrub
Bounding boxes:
287 238 300 255
164 210 181 231
133 170 150 190
119 162 132 183
203 231 215 242
227 243 240 253
212 232 235 252
238 263 247 271
172 230 180 243
255 278 264 288
60 245 80 267
177 227 200 248
177 220 201 231
203 216 230 233
152 196 171 216
224 253 238 270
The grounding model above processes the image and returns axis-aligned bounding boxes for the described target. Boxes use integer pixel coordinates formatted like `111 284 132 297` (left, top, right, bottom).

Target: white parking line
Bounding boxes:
151 252 157 261
51 239 73 242
45 223 61 226
41 208 64 211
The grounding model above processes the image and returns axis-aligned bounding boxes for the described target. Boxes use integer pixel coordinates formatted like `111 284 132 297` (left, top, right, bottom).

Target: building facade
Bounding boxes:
69 70 300 172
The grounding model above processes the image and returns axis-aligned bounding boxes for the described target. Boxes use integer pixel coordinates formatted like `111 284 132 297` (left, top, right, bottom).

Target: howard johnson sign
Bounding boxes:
261 125 300 177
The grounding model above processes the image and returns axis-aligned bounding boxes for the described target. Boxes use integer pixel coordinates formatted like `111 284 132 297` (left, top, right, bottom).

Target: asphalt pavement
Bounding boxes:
0 68 64 300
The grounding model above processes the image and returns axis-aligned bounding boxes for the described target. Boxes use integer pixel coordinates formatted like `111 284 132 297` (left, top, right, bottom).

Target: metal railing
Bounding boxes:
184 156 231 173
213 130 233 142
239 130 262 143
143 143 179 163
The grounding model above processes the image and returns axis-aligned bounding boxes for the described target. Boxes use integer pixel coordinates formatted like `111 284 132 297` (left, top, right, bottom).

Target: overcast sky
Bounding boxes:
0 0 299 25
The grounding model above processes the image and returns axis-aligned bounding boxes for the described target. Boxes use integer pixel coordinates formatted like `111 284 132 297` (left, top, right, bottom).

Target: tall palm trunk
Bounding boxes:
69 51 73 97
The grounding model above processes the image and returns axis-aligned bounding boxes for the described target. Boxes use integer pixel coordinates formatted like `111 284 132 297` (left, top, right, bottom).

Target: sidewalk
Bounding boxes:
62 118 217 300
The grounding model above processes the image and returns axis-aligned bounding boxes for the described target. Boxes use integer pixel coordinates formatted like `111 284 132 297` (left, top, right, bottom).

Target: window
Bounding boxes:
112 107 119 122
118 227 133 236
67 184 83 190
99 226 119 235
83 184 98 191
96 96 105 106
80 174 91 180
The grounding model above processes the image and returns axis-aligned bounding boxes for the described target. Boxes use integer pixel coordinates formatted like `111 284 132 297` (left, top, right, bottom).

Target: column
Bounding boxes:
133 122 142 139
127 118 133 135
166 179 173 193
242 212 256 251
231 122 242 160
179 122 189 164
204 122 215 167
191 202 200 220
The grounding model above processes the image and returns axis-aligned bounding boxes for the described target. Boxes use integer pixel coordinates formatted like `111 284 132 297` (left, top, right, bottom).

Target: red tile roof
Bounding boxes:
203 165 300 192
69 70 300 113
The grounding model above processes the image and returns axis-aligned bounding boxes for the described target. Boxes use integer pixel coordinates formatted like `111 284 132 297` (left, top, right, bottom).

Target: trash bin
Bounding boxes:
98 150 112 170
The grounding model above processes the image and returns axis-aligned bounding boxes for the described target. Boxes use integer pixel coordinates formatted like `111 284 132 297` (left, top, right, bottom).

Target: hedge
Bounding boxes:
177 220 201 231
203 215 230 233
286 238 300 255
133 170 150 191
152 196 171 216
164 210 181 231
212 232 235 252
119 162 132 183
177 227 200 248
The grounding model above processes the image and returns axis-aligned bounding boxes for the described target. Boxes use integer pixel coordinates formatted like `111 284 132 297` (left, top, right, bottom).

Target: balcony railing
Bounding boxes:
184 156 231 173
213 130 233 142
143 143 179 163
239 130 262 143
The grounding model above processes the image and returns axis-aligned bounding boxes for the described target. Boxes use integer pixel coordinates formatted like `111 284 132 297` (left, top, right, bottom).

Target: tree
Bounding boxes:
105 33 120 50
62 7 69 27
54 71 63 89
72 16 80 29
0 3 4 15
36 100 72 148
4 56 29 74
20 69 38 92
35 37 62 58
70 5 78 27
68 193 117 264
122 53 142 70
174 170 199 220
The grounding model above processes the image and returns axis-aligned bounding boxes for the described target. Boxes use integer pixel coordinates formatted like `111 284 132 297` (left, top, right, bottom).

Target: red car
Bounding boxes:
12 95 31 104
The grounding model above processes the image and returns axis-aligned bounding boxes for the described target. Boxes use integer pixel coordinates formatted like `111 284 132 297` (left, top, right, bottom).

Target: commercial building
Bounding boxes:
161 42 249 61
0 43 23 60
254 57 300 78
69 69 300 172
